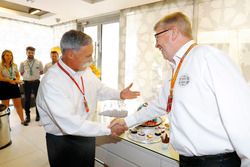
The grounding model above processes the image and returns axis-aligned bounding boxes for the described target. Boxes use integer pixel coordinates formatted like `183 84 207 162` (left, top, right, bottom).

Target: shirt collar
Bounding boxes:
58 59 86 77
171 40 195 69
58 58 77 76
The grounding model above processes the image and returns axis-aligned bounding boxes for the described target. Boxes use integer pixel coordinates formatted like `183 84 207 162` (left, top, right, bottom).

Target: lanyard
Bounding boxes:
28 60 34 76
5 64 13 79
57 62 89 112
166 43 197 113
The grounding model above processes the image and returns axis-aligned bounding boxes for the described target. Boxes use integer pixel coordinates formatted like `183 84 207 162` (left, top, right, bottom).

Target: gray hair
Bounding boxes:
60 30 92 54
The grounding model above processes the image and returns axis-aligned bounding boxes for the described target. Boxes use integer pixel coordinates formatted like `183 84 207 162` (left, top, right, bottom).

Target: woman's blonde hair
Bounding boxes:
1 50 14 67
154 12 193 39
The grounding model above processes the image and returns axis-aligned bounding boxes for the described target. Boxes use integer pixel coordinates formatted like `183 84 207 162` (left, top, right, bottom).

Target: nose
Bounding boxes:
155 42 160 49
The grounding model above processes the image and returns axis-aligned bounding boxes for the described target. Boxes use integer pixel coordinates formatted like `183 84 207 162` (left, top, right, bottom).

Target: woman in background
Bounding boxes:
0 50 28 126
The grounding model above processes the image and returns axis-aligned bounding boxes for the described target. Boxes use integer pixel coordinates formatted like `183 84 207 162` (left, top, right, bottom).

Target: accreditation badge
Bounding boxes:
178 74 190 87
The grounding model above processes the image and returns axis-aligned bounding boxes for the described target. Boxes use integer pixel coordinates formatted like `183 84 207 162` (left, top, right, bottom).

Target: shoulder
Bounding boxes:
21 60 27 65
34 59 42 64
41 65 60 84
45 62 52 66
12 63 18 68
191 44 229 61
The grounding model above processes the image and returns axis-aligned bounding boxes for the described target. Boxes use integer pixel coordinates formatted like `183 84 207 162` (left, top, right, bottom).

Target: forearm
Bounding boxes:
0 76 14 83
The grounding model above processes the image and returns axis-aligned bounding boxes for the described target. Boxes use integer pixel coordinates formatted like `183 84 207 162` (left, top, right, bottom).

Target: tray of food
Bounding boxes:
140 117 162 127
127 125 166 144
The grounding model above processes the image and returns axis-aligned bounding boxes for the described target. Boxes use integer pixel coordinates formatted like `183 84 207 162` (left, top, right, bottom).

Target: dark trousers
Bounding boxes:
46 133 96 167
24 80 40 118
179 152 241 167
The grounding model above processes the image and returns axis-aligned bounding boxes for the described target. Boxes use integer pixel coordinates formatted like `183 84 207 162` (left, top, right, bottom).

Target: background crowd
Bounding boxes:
0 46 59 126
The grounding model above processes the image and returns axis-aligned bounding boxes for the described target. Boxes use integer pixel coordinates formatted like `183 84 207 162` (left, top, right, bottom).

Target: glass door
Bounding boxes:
83 21 119 89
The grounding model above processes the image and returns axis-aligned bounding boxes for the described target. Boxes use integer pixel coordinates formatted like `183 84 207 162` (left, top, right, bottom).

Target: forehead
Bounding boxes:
79 44 93 53
155 23 169 31
4 52 12 56
27 50 35 53
51 52 58 56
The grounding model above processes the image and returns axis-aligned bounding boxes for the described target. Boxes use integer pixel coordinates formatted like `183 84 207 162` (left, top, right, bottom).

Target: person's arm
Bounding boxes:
120 83 140 100
36 78 111 136
109 78 170 136
91 72 140 101
14 65 22 84
205 47 250 166
39 61 43 75
109 76 170 134
19 62 24 76
0 70 15 84
43 64 48 74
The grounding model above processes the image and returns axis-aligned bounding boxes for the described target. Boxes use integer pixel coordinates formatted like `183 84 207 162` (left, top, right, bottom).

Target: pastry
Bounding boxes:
154 130 162 136
129 128 138 134
161 133 169 143
137 130 145 136
147 133 153 139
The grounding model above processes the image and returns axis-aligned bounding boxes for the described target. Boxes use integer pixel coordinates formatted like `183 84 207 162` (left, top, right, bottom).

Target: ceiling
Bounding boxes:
0 0 162 26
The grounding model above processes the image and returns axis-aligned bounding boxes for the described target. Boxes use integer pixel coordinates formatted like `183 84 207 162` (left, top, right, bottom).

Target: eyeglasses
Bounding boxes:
154 29 170 39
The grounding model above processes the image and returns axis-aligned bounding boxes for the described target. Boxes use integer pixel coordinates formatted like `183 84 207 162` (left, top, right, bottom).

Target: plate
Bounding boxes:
127 126 163 144
140 117 162 127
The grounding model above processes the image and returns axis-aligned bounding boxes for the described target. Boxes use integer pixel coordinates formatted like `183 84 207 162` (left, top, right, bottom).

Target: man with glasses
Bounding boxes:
110 12 250 167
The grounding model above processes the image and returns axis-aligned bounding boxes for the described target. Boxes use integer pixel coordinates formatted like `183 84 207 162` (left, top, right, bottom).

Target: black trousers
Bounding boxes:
179 152 241 167
46 133 96 167
23 80 40 117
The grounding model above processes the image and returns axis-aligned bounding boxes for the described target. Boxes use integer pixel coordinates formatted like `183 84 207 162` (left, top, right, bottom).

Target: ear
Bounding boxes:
170 26 179 41
67 50 75 60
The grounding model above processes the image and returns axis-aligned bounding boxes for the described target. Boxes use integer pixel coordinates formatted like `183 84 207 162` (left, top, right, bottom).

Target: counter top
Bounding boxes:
94 105 179 162
119 127 179 161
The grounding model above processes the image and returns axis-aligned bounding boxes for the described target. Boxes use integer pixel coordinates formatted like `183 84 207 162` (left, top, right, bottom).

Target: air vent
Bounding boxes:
82 0 105 4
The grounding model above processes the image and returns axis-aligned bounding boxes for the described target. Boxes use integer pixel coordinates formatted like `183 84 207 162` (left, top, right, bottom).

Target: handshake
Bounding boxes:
108 118 128 137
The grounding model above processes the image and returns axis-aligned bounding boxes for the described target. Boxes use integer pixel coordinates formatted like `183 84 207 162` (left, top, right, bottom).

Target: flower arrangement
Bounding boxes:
90 63 101 79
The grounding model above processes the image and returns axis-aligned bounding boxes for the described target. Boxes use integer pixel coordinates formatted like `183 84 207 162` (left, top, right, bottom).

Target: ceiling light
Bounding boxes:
82 0 104 4
29 8 40 15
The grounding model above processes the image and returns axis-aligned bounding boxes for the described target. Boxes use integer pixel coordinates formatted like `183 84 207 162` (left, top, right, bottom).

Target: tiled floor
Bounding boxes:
0 108 49 167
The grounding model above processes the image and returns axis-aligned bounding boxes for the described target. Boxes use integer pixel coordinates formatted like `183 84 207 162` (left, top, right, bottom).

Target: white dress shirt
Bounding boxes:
19 59 43 81
125 40 250 166
36 59 121 137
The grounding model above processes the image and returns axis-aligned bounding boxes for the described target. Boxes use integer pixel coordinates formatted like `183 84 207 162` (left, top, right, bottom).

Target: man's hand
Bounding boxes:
120 83 140 100
108 118 128 137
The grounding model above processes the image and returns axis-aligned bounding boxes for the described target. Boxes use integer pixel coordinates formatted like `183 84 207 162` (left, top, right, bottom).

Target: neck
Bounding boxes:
5 63 11 68
61 57 78 72
52 60 58 64
28 58 34 61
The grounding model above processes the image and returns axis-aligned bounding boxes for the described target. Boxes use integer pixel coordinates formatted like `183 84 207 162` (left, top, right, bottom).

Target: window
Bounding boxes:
83 14 119 89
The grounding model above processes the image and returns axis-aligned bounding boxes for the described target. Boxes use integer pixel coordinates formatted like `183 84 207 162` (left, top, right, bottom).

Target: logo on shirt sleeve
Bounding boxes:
178 74 190 87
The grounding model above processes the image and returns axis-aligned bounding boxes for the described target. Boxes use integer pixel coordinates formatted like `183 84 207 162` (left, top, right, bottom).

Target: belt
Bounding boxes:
180 151 239 162
46 133 95 142
24 80 39 83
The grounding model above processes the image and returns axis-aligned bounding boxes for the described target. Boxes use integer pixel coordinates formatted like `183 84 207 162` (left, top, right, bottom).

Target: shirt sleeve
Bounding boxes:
19 62 24 75
44 64 48 73
88 69 121 100
125 78 170 127
39 61 43 74
36 77 111 137
205 47 250 166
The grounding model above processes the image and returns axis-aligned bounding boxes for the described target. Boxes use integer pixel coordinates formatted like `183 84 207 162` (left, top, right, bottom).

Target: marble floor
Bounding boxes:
0 107 49 167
